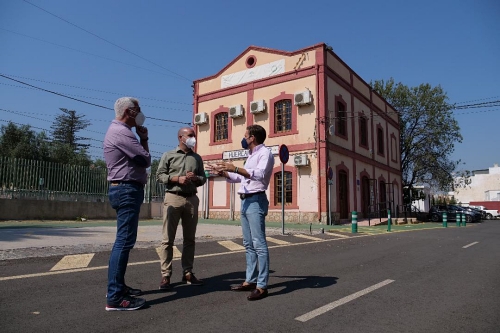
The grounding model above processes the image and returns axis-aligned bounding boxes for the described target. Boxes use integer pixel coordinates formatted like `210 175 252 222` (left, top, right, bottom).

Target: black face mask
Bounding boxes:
241 137 249 149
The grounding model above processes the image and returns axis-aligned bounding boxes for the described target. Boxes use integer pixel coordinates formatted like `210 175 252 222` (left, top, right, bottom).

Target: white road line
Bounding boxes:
50 254 94 271
295 279 395 322
324 232 350 239
294 234 322 241
463 241 479 249
155 246 181 258
218 240 245 251
266 237 291 245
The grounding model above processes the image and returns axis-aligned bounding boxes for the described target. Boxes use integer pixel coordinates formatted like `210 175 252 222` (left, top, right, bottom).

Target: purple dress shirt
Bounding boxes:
227 144 275 194
103 120 151 184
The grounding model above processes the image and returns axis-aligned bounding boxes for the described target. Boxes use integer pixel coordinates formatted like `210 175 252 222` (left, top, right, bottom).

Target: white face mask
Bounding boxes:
134 112 146 127
184 137 196 149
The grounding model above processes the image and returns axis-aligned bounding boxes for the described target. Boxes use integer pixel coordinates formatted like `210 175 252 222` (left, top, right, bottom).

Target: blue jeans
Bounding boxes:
107 183 144 303
240 193 269 289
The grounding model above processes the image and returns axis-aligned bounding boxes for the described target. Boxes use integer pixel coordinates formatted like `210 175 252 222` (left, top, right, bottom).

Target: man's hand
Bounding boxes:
136 126 148 141
178 176 191 185
186 171 198 184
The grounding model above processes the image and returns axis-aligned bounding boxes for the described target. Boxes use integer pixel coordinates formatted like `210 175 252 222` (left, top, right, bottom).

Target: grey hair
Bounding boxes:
114 97 139 118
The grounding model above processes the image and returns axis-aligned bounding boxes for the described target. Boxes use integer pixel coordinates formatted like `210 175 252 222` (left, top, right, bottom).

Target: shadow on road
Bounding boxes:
143 270 338 306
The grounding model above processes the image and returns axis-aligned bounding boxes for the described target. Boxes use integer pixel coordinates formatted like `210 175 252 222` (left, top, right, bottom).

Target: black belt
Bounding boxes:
168 191 196 198
239 191 266 200
110 180 144 187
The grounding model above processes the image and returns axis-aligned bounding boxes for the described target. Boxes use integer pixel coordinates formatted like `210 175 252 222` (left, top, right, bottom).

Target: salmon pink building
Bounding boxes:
193 43 402 224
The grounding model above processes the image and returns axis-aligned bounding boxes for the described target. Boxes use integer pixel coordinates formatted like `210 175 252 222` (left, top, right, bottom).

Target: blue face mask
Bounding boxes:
241 137 249 149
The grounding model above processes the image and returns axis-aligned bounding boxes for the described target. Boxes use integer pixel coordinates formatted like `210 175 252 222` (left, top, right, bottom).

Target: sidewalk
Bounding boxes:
0 218 448 260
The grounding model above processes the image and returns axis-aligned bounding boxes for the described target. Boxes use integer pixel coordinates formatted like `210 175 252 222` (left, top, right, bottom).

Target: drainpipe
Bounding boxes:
316 62 322 222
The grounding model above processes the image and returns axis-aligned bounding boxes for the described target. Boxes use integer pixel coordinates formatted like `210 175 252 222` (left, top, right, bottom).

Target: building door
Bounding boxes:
338 170 349 219
361 176 370 218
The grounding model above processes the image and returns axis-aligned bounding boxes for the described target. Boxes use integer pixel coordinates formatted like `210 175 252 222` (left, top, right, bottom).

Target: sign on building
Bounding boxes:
222 145 279 160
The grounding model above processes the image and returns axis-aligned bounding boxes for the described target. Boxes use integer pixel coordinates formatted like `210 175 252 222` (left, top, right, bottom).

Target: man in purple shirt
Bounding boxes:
207 124 274 301
103 97 151 311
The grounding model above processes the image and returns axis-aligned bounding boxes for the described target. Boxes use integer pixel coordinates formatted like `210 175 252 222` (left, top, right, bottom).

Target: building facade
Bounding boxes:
193 43 402 224
453 163 500 204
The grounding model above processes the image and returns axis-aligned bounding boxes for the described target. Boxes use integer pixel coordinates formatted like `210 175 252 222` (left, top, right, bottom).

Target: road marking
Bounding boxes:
50 254 94 271
294 234 322 241
266 237 291 245
295 279 395 322
155 246 181 258
218 240 245 251
463 241 479 248
324 232 350 239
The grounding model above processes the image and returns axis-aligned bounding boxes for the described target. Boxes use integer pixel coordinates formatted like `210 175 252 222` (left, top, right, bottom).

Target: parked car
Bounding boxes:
428 205 481 223
469 205 500 220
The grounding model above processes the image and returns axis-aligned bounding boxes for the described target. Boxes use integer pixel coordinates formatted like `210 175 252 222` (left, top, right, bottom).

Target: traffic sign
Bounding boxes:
279 144 289 164
327 166 333 180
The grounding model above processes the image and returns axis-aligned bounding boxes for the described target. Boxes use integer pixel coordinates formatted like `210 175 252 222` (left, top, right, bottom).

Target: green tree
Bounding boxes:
50 142 92 166
51 108 90 152
0 122 51 160
371 78 462 192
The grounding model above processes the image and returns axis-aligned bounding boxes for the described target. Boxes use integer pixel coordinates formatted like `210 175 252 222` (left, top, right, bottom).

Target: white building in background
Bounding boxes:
453 164 500 204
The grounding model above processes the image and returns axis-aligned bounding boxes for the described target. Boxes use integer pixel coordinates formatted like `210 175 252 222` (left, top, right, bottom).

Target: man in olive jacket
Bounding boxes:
156 127 206 290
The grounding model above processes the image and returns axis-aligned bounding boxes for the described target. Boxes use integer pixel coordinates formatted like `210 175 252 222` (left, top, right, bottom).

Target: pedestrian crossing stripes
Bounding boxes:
218 240 245 251
266 237 291 245
324 232 351 238
50 253 95 271
155 246 182 259
294 234 323 241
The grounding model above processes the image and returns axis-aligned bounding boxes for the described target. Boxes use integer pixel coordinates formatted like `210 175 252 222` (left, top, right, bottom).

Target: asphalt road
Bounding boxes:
1 221 499 333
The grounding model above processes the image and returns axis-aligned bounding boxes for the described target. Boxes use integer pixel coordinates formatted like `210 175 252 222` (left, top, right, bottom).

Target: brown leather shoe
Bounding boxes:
182 272 204 286
247 288 268 301
231 283 257 291
159 276 171 290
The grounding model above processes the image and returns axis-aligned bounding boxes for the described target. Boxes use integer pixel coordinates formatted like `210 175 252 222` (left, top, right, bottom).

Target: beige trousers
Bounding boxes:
159 192 199 277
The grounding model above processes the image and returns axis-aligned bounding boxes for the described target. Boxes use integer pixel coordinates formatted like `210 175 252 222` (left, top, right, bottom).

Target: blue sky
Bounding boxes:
1 0 499 171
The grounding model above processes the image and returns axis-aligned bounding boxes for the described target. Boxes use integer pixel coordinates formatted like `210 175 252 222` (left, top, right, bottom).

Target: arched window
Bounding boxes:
274 170 292 205
215 113 228 142
335 95 347 139
359 115 368 148
274 99 292 133
377 126 384 156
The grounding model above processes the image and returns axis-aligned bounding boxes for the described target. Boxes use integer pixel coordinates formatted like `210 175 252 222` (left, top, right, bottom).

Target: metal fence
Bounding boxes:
0 156 166 203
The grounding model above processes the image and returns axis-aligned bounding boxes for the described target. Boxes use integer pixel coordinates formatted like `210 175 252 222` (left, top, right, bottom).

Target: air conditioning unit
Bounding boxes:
294 154 309 166
294 90 312 106
250 100 266 114
194 112 208 125
229 105 244 118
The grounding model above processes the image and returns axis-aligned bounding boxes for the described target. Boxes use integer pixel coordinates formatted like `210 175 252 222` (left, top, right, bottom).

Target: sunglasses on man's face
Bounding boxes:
128 107 141 114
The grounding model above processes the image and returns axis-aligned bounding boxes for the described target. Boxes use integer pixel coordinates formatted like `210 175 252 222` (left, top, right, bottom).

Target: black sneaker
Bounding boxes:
182 272 204 286
124 285 143 297
105 295 146 311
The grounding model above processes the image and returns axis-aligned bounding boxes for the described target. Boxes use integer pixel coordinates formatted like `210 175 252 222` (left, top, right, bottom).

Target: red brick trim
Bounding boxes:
390 133 398 163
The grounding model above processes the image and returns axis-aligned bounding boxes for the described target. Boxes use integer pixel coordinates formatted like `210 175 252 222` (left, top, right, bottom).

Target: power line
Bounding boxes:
0 72 192 105
0 119 165 160
0 82 192 113
0 74 192 124
22 0 192 82
0 108 178 149
0 28 183 80
454 96 500 105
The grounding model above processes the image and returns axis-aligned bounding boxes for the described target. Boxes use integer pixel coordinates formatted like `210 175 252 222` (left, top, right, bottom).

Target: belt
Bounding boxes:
168 191 196 198
239 191 266 200
110 180 144 187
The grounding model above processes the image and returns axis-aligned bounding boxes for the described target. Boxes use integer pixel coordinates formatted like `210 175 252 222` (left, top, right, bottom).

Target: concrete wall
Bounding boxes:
0 199 151 220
